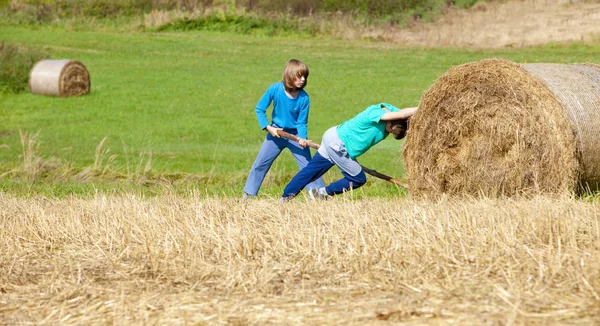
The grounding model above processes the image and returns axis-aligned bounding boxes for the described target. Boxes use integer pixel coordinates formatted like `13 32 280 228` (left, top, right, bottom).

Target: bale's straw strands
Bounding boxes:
404 59 600 198
523 62 600 190
29 59 91 97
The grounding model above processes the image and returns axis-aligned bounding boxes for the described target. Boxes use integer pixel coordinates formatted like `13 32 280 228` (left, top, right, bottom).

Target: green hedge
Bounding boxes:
4 0 487 21
0 42 48 94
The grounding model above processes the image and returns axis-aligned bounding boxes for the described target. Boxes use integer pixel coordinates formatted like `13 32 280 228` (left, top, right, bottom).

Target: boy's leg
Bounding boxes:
287 139 326 190
244 135 285 196
282 152 333 198
325 169 367 195
317 129 366 196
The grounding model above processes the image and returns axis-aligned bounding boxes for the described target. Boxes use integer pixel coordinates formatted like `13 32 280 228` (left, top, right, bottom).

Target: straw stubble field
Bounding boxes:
1 193 599 324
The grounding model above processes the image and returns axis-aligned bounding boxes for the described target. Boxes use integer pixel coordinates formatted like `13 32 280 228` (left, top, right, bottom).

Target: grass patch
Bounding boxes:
0 41 48 93
156 13 318 36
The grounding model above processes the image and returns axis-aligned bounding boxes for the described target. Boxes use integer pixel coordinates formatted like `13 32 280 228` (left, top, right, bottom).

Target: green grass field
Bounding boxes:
2 24 600 197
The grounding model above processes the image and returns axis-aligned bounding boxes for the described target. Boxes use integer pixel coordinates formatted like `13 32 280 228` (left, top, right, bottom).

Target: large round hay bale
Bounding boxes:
29 59 90 97
404 58 600 198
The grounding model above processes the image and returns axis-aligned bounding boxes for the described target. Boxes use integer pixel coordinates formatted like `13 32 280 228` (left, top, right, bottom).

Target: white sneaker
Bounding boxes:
308 187 329 200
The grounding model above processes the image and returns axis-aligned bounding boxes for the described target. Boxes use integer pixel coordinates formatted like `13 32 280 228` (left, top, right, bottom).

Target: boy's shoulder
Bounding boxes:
380 103 401 112
268 81 284 90
362 103 388 114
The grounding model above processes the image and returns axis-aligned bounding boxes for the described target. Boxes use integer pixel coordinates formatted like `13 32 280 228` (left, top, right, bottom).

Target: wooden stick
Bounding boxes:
276 130 409 189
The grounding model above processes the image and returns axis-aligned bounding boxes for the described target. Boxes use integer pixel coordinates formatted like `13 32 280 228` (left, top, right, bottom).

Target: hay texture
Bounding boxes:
29 59 90 97
404 59 600 198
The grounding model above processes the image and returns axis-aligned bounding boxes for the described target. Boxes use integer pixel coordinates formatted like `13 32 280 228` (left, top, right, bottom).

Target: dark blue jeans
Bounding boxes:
282 152 367 198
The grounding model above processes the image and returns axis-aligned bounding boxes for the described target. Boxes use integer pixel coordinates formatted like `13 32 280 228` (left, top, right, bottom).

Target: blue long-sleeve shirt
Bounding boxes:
254 82 311 139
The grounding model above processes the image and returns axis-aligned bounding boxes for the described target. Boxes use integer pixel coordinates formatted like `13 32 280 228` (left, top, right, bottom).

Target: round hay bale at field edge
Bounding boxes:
29 59 90 97
403 58 600 198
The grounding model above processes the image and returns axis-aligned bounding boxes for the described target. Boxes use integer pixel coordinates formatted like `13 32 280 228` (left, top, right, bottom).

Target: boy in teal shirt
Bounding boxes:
281 103 417 200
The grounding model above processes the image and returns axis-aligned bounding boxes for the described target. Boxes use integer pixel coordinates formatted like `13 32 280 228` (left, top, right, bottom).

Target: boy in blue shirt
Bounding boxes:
244 59 325 198
281 103 417 200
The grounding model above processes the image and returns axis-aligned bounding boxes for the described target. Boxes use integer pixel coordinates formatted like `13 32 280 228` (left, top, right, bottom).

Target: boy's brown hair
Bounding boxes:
390 119 409 140
282 59 309 90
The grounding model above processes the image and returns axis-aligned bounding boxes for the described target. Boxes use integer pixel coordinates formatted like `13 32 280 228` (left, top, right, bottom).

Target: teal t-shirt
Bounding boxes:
336 103 400 159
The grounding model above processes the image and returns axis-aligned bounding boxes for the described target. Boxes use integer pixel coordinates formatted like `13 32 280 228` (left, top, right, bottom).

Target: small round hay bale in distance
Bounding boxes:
403 58 600 198
29 59 91 97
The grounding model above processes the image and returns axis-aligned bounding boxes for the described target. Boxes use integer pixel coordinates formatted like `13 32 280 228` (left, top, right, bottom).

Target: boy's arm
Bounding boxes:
255 87 273 130
295 98 310 139
380 107 418 121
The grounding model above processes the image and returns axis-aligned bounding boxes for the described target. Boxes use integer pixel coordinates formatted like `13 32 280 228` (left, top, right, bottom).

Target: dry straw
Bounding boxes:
404 58 600 198
2 193 599 324
29 59 91 97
